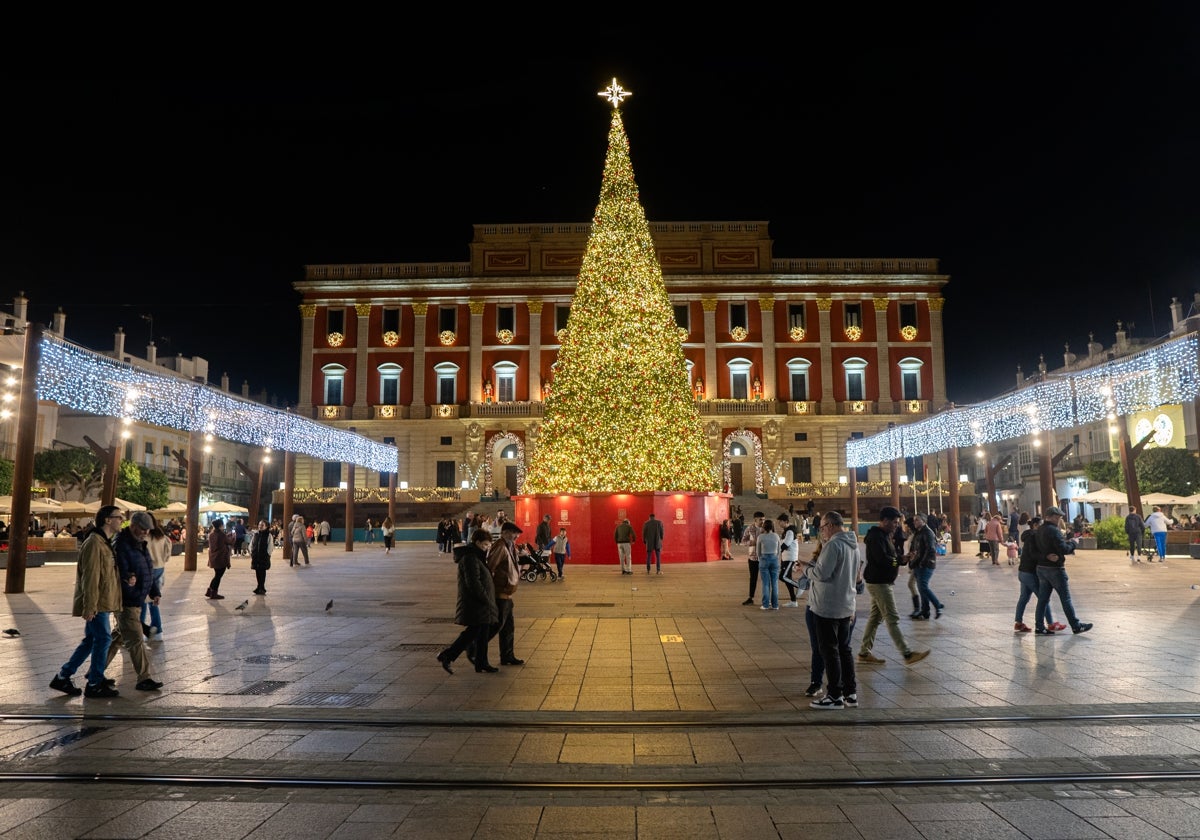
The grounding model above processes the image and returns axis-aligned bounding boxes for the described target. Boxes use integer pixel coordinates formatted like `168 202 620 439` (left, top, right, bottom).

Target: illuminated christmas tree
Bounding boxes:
523 79 717 494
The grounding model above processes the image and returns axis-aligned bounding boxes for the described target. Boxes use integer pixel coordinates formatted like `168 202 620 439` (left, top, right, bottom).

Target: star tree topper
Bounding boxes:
598 77 632 108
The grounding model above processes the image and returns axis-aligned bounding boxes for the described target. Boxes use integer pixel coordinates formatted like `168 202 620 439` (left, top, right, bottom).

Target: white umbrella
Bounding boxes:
151 501 189 517
1142 492 1191 506
1072 487 1128 505
82 497 148 514
200 501 249 515
0 495 63 514
54 500 91 517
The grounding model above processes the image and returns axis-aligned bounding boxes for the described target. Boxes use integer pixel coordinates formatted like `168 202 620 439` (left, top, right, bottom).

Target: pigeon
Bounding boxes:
325 599 334 612
2 628 19 637
235 600 249 612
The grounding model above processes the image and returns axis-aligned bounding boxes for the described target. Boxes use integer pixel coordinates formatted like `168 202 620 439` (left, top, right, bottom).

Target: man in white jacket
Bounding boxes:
803 510 859 709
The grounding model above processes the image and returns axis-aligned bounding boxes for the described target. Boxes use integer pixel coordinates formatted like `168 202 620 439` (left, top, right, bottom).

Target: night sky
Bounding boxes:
4 12 1198 407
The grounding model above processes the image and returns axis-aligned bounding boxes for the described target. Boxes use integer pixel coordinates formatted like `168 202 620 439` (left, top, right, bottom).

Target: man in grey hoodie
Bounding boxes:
803 510 859 709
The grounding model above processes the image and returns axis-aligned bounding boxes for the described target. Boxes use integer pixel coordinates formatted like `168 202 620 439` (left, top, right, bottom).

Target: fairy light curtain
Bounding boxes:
36 335 398 473
847 333 1200 468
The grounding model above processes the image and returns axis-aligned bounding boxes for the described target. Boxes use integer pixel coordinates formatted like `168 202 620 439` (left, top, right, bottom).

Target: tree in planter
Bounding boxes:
32 448 103 501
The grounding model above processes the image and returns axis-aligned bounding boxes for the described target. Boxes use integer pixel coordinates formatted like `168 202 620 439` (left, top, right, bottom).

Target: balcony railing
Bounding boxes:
787 401 820 415
470 401 544 418
315 405 348 420
372 405 410 420
696 399 781 415
840 401 876 415
893 399 931 415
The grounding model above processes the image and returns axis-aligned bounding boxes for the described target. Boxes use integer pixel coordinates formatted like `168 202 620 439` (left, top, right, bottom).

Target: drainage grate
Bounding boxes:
243 654 298 664
231 680 290 696
423 617 456 623
392 643 443 652
380 601 417 607
282 691 380 709
2 727 106 761
574 603 615 607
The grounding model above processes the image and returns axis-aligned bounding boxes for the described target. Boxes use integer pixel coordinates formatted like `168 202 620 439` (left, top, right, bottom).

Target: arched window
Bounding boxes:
321 363 347 406
785 358 812 401
433 362 459 405
727 357 752 401
377 363 402 405
842 357 868 401
898 357 924 400
492 361 518 402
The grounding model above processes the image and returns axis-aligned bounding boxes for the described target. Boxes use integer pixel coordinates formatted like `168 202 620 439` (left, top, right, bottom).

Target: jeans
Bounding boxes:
1015 570 1053 625
553 553 567 576
915 565 943 616
60 612 112 687
758 553 779 608
140 566 164 630
291 539 309 565
859 582 912 656
813 612 856 699
1153 531 1167 559
804 605 825 685
645 547 661 572
1035 565 1082 631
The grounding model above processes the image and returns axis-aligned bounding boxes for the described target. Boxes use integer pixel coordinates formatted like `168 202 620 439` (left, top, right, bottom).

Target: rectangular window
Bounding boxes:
673 304 690 331
844 303 862 328
852 431 867 482
902 371 920 400
322 462 341 488
162 444 171 471
788 303 806 330
382 307 400 335
438 306 457 334
435 460 456 488
794 433 808 442
124 440 134 461
497 305 516 333
440 436 453 446
729 302 748 331
381 375 399 404
731 371 749 400
792 457 812 483
846 371 864 401
144 441 154 467
379 437 395 487
324 377 343 405
790 371 808 401
497 373 515 402
899 302 918 329
437 371 456 404
327 308 345 335
555 305 571 332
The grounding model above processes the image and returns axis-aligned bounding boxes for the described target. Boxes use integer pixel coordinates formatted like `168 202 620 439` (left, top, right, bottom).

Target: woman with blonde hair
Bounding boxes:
140 514 171 638
381 516 395 554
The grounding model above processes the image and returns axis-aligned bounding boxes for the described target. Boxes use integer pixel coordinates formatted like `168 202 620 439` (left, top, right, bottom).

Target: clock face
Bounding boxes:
1153 413 1174 446
1135 418 1153 443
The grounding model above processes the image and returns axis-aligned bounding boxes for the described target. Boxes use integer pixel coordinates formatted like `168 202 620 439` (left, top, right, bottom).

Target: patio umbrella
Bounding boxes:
0 496 64 515
151 501 189 517
53 500 91 517
1072 487 1128 505
82 497 148 514
199 501 249 515
1142 492 1191 506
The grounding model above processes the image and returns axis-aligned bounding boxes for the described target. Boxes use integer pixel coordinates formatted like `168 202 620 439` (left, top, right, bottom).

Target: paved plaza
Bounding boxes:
3 538 1200 838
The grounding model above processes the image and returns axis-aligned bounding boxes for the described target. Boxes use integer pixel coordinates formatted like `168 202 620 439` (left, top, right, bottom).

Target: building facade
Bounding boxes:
292 222 950 507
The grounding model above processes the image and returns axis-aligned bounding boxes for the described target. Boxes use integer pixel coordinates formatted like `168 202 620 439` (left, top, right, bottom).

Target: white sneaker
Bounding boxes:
810 695 844 709
761 605 771 610
844 693 858 707
782 601 799 608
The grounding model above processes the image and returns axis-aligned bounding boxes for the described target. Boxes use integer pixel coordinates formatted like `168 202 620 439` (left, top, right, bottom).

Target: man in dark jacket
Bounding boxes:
105 511 163 691
437 528 500 674
906 513 944 620
1124 507 1146 563
1033 506 1093 635
483 520 525 666
535 514 552 553
858 507 930 665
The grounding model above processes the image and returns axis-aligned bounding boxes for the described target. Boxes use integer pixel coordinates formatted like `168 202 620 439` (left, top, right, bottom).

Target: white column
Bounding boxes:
528 299 544 400
759 296 776 401
411 303 427 414
469 300 484 403
355 303 370 417
928 297 947 406
297 305 316 412
874 298 891 410
817 298 835 411
702 297 718 397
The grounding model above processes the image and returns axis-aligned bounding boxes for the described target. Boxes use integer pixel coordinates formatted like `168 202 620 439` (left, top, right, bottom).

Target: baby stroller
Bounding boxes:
516 542 558 582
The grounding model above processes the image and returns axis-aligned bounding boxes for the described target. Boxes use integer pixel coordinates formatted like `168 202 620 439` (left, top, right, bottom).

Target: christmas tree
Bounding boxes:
523 79 717 494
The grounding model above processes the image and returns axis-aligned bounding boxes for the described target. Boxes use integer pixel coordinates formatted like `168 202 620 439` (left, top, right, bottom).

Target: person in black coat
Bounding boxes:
437 528 500 674
105 511 163 691
249 519 272 595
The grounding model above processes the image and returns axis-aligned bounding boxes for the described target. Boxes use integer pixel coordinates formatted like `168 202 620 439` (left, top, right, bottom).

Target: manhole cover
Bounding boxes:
392 643 443 652
243 654 298 664
283 692 379 709
232 680 289 696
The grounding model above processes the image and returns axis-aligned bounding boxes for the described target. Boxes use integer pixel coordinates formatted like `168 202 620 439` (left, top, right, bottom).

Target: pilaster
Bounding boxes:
874 297 890 404
702 297 718 397
469 300 485 403
759 297 776 401
528 299 543 399
355 303 370 415
817 297 835 411
928 297 947 406
411 303 427 413
298 305 316 411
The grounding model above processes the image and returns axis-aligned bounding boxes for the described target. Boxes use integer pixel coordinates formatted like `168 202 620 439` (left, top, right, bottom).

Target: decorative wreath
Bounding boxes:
497 329 514 344
844 325 863 341
900 325 918 341
326 332 345 347
438 330 456 346
382 330 399 347
730 326 748 341
789 326 806 341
